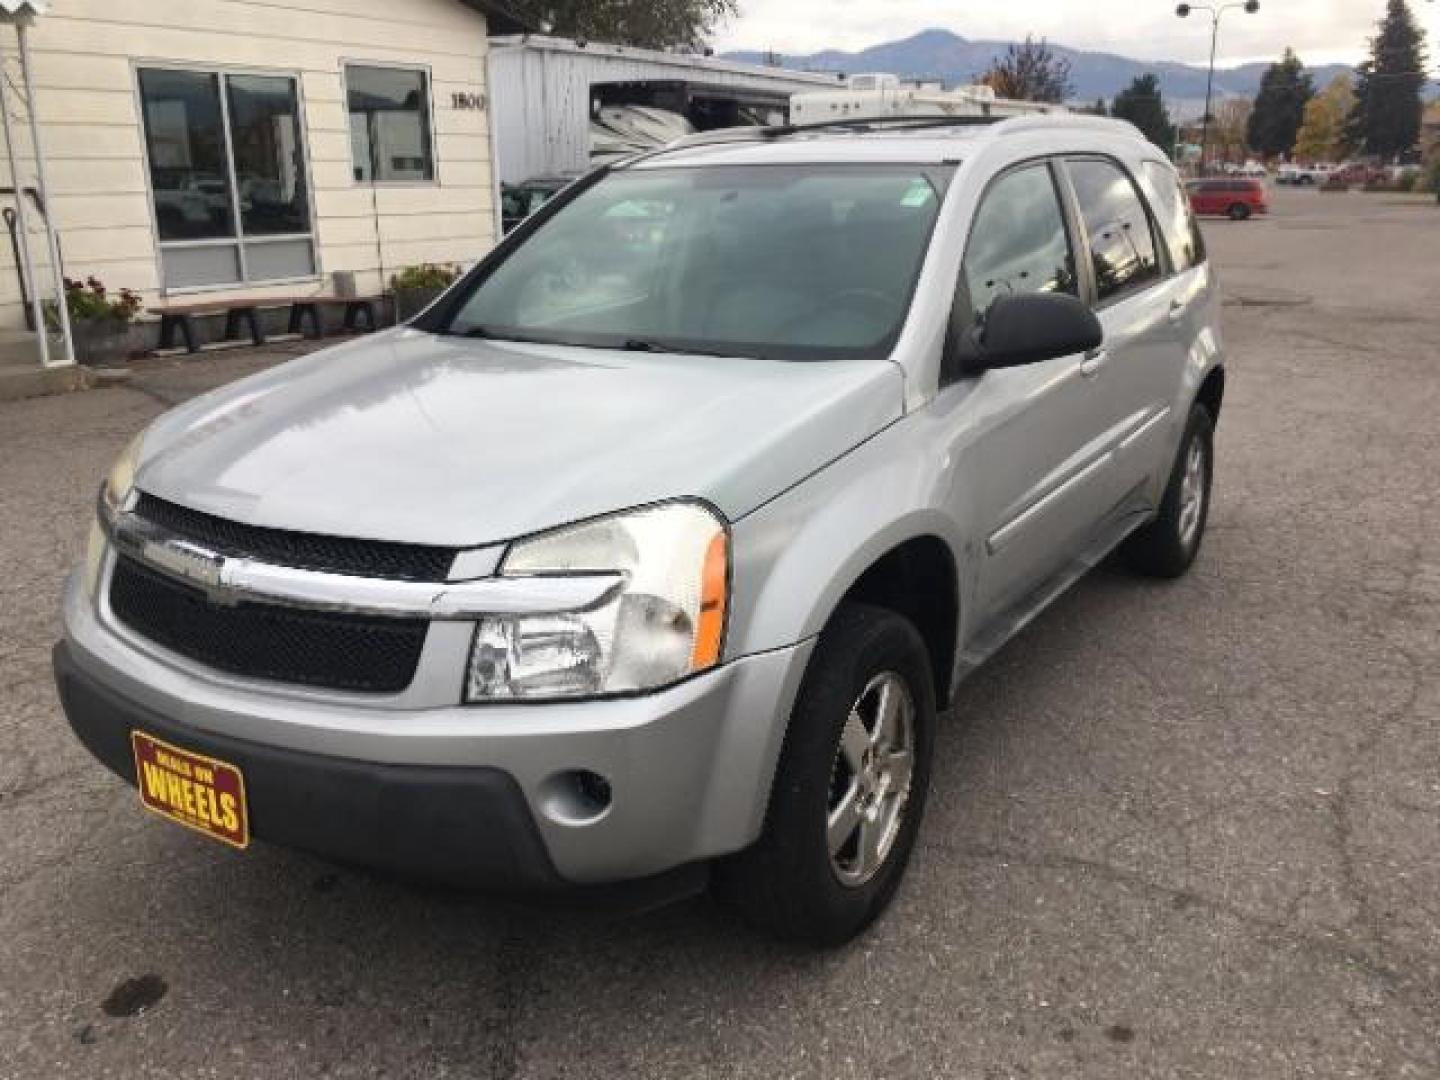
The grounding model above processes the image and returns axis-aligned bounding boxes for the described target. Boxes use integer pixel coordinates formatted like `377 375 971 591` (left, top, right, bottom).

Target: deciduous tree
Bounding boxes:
507 0 738 49
1294 75 1356 162
978 36 1074 104
1211 97 1254 163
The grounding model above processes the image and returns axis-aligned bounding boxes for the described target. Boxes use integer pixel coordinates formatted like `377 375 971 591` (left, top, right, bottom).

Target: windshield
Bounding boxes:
439 164 952 361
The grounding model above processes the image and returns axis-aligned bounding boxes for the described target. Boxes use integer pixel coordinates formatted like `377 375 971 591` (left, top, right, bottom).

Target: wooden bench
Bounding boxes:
283 294 385 340
148 294 387 354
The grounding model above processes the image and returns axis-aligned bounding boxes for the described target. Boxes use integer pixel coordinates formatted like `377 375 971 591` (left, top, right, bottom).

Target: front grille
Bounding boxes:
134 493 456 581
109 555 427 693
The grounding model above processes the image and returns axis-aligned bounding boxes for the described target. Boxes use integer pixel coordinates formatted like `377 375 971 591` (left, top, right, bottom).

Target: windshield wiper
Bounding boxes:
620 338 746 359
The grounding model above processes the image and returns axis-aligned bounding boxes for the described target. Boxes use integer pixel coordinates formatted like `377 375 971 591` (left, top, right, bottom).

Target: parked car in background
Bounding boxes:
1187 178 1268 219
1276 163 1336 186
55 114 1225 946
1220 161 1266 178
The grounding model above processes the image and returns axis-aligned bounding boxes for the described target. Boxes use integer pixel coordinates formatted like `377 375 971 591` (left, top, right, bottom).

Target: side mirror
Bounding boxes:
958 292 1103 374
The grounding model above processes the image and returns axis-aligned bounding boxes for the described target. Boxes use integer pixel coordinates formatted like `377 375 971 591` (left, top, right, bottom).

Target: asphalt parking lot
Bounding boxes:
1 186 1437 1078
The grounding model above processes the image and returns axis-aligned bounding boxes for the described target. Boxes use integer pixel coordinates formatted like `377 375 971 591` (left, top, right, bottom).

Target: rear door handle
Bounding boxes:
1080 349 1108 377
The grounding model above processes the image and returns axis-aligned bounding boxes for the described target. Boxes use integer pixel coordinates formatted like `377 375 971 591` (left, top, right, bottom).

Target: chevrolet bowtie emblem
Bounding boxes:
141 538 236 603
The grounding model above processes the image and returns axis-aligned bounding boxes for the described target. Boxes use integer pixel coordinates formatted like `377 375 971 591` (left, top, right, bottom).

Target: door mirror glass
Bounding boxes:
964 292 1103 372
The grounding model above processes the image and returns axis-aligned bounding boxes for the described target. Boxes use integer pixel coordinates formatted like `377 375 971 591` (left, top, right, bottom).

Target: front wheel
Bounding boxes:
1227 202 1251 221
715 603 936 946
1121 403 1214 578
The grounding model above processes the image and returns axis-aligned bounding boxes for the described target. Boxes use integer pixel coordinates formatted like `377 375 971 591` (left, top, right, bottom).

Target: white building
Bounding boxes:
0 0 514 356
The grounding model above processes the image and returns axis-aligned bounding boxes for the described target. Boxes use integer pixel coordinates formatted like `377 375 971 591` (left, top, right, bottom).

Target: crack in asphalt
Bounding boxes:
940 839 1440 1042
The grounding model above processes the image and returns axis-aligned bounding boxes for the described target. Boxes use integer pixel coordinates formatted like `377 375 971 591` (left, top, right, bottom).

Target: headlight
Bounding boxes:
465 502 729 701
87 432 143 599
100 432 144 517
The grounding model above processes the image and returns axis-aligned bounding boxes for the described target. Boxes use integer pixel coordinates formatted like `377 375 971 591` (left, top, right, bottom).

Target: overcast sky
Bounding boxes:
713 0 1440 71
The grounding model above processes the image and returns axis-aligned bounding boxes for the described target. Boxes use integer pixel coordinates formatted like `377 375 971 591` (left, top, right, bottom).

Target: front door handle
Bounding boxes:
1167 299 1185 324
1080 349 1108 378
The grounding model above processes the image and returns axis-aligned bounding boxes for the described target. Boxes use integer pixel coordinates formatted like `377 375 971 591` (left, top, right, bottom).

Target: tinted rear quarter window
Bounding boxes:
1143 161 1206 272
1066 158 1162 304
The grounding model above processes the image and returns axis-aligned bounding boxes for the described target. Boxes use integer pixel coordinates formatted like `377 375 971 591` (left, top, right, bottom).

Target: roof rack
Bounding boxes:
618 111 1142 168
619 114 1003 167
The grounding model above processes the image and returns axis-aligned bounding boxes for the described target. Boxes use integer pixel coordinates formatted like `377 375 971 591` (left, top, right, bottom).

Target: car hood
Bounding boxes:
134 329 904 548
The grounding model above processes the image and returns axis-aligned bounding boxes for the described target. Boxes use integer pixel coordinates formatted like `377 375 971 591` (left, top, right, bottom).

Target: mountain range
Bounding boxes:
723 29 1354 111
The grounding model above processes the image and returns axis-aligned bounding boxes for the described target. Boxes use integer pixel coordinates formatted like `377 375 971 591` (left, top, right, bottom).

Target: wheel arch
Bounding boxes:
1196 363 1225 423
829 535 961 707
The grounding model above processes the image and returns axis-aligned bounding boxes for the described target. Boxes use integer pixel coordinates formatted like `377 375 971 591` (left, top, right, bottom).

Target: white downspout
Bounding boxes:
17 18 71 366
485 45 503 245
0 29 48 366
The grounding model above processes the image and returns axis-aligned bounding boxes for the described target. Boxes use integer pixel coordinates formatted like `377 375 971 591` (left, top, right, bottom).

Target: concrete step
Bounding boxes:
0 359 91 402
0 329 44 367
0 330 137 401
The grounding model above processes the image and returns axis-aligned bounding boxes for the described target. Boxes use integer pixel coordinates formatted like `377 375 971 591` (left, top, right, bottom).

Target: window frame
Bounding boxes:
133 60 321 295
342 61 439 188
1056 154 1172 310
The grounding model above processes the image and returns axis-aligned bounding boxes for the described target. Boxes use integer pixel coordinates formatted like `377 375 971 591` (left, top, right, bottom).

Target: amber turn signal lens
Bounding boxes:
691 529 728 669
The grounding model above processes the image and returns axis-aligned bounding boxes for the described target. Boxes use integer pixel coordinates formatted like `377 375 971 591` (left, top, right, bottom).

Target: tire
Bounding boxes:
1121 403 1214 578
1227 202 1251 221
715 603 936 946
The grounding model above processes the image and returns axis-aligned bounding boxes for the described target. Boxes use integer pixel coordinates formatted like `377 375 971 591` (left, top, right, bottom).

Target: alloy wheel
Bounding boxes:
1177 435 1208 549
826 671 916 887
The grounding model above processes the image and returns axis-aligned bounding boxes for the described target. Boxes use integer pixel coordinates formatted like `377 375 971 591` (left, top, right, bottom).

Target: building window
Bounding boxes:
138 67 315 290
346 65 435 184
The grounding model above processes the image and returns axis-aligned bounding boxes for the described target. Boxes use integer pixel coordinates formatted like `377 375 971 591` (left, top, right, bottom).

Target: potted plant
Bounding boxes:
46 276 143 366
390 263 461 322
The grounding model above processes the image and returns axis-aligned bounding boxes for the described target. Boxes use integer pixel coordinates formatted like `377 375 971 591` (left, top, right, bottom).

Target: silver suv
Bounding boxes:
55 115 1223 945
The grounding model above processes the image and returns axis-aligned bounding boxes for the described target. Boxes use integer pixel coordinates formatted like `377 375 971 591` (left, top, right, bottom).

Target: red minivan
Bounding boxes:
1186 178 1268 220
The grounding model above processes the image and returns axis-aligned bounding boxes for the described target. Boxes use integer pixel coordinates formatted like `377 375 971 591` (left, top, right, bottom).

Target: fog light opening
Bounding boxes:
539 769 613 825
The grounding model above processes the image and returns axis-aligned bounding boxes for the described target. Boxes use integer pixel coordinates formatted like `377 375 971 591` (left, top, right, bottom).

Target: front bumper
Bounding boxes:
57 570 813 886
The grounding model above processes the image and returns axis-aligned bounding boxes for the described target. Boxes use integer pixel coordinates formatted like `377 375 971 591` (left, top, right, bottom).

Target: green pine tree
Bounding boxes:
1246 48 1315 157
1111 75 1175 154
1349 0 1429 160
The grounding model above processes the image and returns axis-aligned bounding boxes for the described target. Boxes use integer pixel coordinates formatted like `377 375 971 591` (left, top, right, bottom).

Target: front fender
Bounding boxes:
726 417 969 661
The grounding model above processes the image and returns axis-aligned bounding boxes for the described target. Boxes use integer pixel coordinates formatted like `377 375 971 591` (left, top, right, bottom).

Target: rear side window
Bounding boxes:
1066 158 1162 304
959 163 1077 321
1143 161 1206 272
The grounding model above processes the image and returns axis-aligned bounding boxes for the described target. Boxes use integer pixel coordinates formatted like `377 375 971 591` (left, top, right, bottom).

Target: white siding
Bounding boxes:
0 0 495 330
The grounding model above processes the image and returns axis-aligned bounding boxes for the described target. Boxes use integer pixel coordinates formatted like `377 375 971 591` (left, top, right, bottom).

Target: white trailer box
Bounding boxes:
791 73 1063 125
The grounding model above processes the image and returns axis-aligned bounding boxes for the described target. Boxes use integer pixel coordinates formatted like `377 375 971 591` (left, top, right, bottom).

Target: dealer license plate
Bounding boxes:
131 730 249 849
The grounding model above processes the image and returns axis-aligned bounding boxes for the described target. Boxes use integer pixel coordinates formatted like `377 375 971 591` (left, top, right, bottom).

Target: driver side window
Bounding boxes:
960 163 1078 325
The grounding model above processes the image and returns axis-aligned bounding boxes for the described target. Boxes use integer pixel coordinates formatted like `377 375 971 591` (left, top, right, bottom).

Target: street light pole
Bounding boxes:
1177 1 1260 174
1201 12 1220 171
